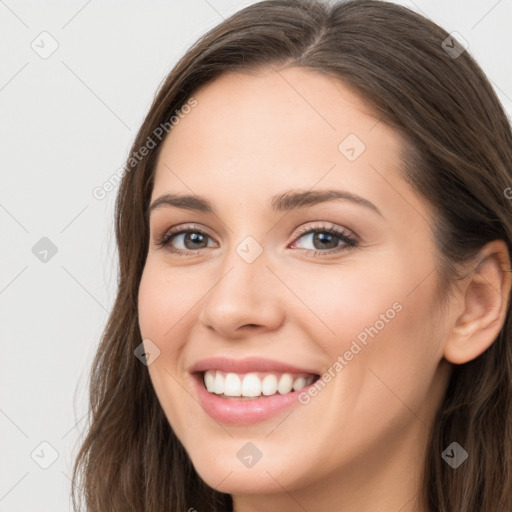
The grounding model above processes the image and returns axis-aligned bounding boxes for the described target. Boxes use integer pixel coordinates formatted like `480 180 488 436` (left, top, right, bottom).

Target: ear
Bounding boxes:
443 240 512 365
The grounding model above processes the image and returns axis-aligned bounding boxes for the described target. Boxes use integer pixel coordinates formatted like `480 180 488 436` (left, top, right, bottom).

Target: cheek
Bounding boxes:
137 264 188 388
293 255 440 385
137 264 194 429
290 262 404 355
138 262 195 343
138 266 167 337
335 264 442 418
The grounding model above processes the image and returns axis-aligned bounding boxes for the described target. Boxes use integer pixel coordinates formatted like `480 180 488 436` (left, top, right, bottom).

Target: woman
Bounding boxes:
72 1 512 510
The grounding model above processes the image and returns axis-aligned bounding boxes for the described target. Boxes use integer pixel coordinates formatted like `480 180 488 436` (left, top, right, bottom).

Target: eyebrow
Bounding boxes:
149 189 383 217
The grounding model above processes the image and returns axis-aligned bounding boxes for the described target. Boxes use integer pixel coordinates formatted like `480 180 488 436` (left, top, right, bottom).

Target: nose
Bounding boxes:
197 245 285 339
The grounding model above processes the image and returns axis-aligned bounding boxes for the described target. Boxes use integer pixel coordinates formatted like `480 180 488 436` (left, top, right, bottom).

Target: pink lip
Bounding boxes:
189 357 320 425
192 374 318 425
189 356 319 375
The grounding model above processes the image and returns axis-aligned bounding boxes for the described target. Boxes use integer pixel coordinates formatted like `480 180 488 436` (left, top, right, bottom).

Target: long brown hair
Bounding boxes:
71 1 512 510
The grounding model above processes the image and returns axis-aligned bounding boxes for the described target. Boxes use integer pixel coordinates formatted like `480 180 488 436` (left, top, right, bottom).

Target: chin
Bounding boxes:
185 442 314 496
195 462 293 495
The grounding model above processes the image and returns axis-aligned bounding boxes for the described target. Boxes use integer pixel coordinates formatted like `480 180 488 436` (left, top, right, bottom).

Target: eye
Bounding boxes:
155 222 358 257
155 223 216 255
289 223 358 255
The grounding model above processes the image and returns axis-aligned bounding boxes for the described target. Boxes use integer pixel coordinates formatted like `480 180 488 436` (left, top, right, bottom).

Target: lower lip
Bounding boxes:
192 373 316 425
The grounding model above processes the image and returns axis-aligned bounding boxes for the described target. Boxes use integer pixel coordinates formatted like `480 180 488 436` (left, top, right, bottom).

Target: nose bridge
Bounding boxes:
198 232 283 335
212 233 270 307
217 214 271 287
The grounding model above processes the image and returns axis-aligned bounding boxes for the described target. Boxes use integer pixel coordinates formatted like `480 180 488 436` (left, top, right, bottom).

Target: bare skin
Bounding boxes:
137 66 511 512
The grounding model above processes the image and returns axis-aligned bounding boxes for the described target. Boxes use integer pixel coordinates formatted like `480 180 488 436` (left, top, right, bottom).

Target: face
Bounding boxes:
138 66 452 505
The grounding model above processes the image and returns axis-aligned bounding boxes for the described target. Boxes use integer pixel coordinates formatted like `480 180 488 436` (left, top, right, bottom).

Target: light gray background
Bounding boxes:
1 0 511 510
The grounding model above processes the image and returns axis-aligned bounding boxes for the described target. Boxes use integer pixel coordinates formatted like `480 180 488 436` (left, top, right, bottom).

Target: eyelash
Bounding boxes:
155 223 358 257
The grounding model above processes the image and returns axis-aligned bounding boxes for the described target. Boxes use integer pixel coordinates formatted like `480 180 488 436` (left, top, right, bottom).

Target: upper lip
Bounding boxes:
189 356 320 375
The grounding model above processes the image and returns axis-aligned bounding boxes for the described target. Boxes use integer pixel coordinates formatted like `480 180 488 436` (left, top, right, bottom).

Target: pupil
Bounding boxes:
314 232 336 250
186 233 206 249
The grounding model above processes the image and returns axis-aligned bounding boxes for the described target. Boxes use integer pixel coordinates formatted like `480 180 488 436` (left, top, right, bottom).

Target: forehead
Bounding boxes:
157 66 384 167
151 67 421 220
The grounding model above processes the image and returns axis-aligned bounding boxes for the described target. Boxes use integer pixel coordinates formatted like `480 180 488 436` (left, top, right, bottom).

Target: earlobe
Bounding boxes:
443 240 512 365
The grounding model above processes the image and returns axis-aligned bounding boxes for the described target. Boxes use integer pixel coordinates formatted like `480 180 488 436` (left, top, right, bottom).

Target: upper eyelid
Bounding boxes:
294 222 354 237
162 223 215 239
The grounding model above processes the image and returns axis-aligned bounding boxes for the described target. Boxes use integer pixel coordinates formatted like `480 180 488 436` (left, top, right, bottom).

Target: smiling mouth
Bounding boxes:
199 370 320 400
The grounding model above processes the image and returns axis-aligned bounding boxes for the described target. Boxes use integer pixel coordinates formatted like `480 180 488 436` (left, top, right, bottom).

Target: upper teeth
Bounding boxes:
203 370 315 397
